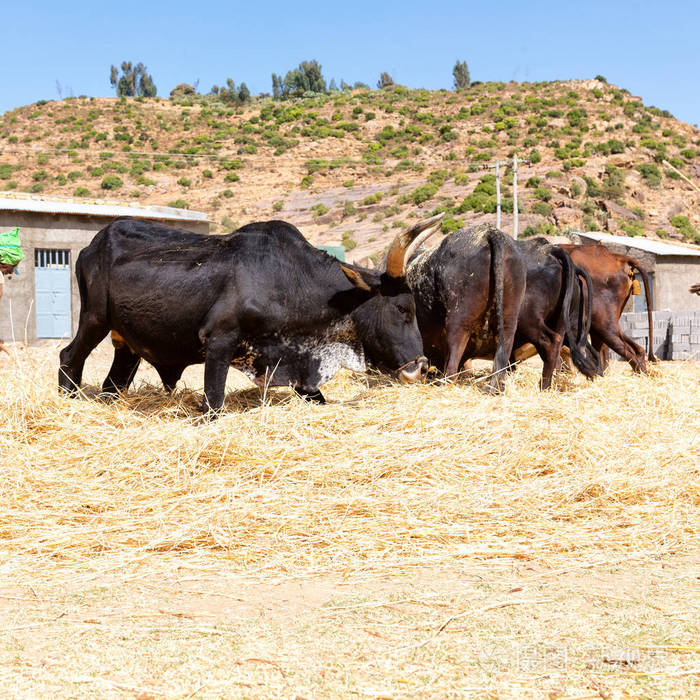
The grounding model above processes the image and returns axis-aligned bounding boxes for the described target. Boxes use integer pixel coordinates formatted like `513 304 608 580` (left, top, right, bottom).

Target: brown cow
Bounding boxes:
558 244 654 372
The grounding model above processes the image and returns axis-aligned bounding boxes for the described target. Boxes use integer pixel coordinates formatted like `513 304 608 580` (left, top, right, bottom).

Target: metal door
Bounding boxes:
35 248 71 338
633 272 653 313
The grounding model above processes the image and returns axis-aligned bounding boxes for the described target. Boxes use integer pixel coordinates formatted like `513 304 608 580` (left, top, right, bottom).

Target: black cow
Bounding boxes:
510 238 601 388
59 215 443 413
406 223 527 392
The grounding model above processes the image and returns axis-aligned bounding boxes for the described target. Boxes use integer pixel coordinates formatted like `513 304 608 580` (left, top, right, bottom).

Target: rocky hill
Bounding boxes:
1 79 699 262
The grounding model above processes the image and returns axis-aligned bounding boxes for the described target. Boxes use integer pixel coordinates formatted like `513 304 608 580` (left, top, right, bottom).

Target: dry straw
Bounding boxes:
0 342 698 585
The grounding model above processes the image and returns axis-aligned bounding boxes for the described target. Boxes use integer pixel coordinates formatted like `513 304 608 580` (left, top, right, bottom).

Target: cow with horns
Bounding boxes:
59 215 443 413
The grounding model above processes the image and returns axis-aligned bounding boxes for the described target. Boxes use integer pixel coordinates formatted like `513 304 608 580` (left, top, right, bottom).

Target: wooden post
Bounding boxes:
495 161 501 230
513 154 519 238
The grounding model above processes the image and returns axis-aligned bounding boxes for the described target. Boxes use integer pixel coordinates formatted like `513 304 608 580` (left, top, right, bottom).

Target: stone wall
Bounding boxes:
613 310 700 361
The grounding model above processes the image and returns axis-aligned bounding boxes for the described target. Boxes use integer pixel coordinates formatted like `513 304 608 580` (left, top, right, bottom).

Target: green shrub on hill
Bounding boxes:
670 215 698 241
531 201 552 217
602 164 625 199
101 175 123 190
636 163 661 188
408 183 439 204
341 232 357 250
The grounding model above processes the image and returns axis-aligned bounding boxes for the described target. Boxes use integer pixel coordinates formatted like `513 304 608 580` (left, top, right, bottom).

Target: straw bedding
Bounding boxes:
1 343 698 584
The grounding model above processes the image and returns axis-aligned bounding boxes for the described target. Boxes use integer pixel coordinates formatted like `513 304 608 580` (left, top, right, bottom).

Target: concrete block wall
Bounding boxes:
613 310 700 361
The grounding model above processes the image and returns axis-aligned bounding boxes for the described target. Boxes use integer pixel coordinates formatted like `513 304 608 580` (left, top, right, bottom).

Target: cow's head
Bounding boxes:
340 214 443 383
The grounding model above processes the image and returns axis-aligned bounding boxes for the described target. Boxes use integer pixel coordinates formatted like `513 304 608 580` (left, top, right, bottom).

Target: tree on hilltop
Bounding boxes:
453 60 470 89
109 61 157 97
377 72 394 89
170 83 197 99
271 60 327 99
212 78 251 105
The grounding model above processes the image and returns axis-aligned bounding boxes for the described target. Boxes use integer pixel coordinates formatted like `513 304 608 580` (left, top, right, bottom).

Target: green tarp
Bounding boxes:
0 227 24 266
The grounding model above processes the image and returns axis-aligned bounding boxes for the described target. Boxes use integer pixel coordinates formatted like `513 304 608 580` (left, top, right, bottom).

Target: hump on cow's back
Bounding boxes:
234 220 309 245
442 221 499 252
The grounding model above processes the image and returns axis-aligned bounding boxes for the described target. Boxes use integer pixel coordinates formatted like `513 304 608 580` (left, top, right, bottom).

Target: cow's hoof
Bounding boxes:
294 388 326 404
199 403 223 421
484 379 504 395
58 384 83 399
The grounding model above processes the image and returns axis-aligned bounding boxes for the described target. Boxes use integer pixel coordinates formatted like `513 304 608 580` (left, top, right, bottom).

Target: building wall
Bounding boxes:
0 212 209 343
575 235 700 313
614 310 700 361
653 258 700 311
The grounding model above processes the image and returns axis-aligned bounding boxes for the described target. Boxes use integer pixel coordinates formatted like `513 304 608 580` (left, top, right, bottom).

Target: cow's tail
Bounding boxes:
487 228 507 374
622 256 655 362
548 245 577 346
575 264 594 344
575 264 603 377
549 247 600 378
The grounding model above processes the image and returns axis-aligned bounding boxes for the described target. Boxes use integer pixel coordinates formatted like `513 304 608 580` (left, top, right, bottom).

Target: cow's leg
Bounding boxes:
444 316 471 378
618 331 647 372
591 334 610 372
153 363 186 393
102 346 141 396
559 346 572 372
533 328 565 391
489 293 522 393
58 315 108 395
595 329 646 373
202 335 237 416
294 387 326 404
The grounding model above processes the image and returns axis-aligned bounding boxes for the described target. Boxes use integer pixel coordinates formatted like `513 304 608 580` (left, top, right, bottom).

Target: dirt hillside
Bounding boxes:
1 79 699 262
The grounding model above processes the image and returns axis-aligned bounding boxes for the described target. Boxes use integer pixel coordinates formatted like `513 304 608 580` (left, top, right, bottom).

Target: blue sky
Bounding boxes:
2 1 698 125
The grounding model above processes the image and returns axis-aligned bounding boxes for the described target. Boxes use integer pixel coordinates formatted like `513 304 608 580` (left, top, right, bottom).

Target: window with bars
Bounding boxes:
34 248 71 269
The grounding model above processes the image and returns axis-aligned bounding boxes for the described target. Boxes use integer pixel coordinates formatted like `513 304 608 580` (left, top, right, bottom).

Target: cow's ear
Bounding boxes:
340 265 373 292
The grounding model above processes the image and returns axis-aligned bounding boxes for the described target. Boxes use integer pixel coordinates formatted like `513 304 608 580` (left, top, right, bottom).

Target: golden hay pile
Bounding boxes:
1 342 698 585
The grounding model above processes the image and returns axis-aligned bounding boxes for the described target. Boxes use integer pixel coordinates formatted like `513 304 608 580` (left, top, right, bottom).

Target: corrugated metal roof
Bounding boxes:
0 193 210 222
577 231 700 257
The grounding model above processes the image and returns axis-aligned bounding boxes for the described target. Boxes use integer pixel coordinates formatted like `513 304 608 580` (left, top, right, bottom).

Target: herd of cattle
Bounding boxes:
57 215 659 414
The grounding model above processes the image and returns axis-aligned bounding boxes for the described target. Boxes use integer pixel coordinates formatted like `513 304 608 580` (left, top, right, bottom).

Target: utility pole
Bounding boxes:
495 161 501 229
487 159 508 231
513 154 519 239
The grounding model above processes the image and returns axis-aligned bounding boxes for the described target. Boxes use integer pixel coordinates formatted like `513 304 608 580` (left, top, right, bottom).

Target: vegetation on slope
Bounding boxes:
1 78 699 258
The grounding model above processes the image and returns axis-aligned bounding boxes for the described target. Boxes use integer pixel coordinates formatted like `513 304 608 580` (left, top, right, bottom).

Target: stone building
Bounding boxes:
574 232 700 313
573 232 700 360
0 194 209 343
